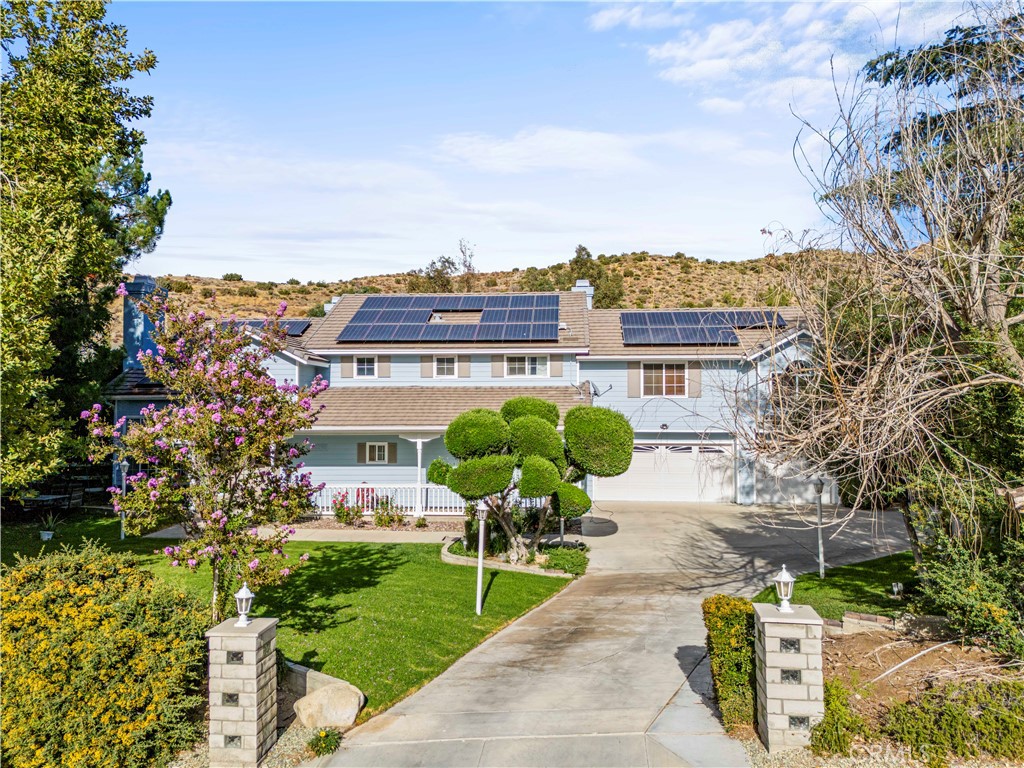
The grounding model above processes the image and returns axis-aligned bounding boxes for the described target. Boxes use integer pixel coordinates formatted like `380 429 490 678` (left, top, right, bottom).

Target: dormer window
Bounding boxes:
355 356 376 378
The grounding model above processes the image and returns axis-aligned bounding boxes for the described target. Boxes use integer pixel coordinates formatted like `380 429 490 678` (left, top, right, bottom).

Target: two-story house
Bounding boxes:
107 275 834 515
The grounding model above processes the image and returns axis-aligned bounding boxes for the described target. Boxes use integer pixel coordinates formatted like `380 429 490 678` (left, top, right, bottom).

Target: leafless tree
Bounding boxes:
737 2 1024 543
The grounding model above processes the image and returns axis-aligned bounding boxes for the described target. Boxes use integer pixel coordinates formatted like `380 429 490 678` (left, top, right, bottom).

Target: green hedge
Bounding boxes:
563 406 633 477
509 415 564 466
446 455 516 500
518 456 560 498
444 409 510 459
426 458 452 485
500 396 559 427
811 679 869 756
701 594 755 732
1 543 207 768
884 679 1024 765
552 482 592 519
542 547 589 576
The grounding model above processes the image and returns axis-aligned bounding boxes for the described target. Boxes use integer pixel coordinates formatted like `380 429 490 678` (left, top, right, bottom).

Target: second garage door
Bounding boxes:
593 444 735 503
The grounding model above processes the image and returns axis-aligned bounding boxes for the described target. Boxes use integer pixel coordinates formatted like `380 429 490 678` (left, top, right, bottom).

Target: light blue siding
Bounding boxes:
302 434 455 487
580 359 742 435
263 353 299 385
298 363 325 387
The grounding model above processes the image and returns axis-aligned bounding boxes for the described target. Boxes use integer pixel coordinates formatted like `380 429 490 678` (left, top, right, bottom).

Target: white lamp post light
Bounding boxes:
234 582 255 627
813 477 826 579
773 565 795 613
475 502 488 616
118 458 130 541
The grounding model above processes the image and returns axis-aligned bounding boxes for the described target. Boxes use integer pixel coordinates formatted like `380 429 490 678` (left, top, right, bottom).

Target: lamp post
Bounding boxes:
234 582 255 627
773 565 795 613
475 502 488 616
813 477 825 579
118 458 130 541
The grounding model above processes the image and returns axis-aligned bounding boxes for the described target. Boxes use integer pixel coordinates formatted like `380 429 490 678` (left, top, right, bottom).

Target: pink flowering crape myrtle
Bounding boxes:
86 288 326 622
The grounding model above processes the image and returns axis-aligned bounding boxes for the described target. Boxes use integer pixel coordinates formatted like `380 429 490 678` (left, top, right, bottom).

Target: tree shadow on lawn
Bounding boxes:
257 543 408 634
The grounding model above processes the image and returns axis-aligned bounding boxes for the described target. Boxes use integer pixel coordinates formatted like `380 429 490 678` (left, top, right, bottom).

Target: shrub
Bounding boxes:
446 455 516 500
701 594 755 732
200 287 215 299
1 543 207 768
255 281 276 291
518 456 560 497
484 277 498 287
444 409 510 459
415 516 428 529
308 728 342 756
236 286 258 297
563 406 633 477
542 546 589 575
500 396 559 427
509 415 563 465
552 482 591 519
222 272 243 281
426 458 452 485
811 679 870 756
331 491 362 525
372 496 404 527
306 304 327 318
917 535 1024 660
156 278 192 294
884 680 1024 766
287 278 301 285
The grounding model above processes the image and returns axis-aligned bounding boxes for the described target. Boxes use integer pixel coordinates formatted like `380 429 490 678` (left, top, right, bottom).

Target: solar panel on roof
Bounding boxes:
505 324 532 341
536 295 559 308
509 295 534 308
507 308 532 323
483 295 510 309
361 295 387 310
480 309 507 324
461 296 486 310
447 324 478 342
533 323 559 340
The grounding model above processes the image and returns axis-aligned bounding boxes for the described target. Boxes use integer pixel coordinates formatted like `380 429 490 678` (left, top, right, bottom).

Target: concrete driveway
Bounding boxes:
309 503 908 768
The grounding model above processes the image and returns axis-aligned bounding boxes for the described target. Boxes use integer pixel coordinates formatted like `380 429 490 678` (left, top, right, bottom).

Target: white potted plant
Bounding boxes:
39 511 61 541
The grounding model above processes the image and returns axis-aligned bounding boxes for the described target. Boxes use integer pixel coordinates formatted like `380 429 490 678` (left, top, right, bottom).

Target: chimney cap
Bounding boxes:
574 279 592 288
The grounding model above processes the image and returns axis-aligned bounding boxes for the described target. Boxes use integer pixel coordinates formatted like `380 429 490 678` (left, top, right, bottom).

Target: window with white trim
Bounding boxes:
366 442 389 463
355 356 376 378
435 356 456 378
642 363 687 397
506 355 548 378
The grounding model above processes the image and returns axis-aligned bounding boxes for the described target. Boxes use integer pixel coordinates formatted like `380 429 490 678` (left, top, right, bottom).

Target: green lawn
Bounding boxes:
1 513 567 718
752 552 917 620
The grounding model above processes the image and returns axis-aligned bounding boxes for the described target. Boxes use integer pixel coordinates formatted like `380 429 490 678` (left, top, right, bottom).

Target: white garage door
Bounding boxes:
755 460 838 505
593 444 735 503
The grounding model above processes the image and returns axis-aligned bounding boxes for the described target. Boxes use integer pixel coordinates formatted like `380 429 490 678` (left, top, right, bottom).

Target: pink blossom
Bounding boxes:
171 560 179 567
149 491 159 501
276 301 287 317
300 553 310 562
235 436 244 446
187 559 197 567
212 412 222 424
248 559 260 570
163 546 174 555
80 410 90 419
279 568 291 577
116 283 128 297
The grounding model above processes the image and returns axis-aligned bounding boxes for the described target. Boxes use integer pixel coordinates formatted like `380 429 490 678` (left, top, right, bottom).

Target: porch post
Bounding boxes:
415 439 424 517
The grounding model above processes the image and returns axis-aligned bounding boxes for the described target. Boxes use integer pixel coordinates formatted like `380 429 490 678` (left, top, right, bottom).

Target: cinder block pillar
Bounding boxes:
753 603 824 753
206 617 279 767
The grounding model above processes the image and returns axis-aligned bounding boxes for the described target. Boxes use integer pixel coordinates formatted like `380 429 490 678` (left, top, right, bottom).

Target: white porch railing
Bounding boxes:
314 483 547 518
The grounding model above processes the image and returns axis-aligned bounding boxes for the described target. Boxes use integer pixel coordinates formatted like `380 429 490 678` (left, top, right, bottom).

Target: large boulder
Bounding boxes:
293 681 366 730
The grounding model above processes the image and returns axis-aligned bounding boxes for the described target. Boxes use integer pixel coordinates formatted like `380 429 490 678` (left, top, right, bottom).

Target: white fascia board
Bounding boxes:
583 354 744 362
744 329 813 362
274 347 329 367
309 347 589 356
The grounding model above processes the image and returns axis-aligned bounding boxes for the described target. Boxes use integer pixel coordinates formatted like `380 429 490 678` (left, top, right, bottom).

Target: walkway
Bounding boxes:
305 502 909 768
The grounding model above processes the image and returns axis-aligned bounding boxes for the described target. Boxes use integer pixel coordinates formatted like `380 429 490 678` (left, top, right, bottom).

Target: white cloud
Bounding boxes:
699 97 746 115
587 3 692 32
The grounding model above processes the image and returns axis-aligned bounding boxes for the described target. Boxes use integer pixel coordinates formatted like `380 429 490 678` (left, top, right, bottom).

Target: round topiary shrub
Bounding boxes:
444 409 510 460
552 482 592 519
563 405 633 477
509 415 564 466
426 458 452 485
518 456 561 498
446 455 517 500
1 542 208 768
500 397 560 427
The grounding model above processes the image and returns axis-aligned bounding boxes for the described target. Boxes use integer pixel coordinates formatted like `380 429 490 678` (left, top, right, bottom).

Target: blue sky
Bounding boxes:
110 1 966 282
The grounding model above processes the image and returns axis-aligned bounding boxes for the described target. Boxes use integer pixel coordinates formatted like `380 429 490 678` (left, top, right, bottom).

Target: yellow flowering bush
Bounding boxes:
0 543 207 768
701 594 756 732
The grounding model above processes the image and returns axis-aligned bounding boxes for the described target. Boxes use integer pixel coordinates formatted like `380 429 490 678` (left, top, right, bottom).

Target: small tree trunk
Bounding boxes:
529 501 553 548
490 504 529 564
211 561 220 624
901 497 924 567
